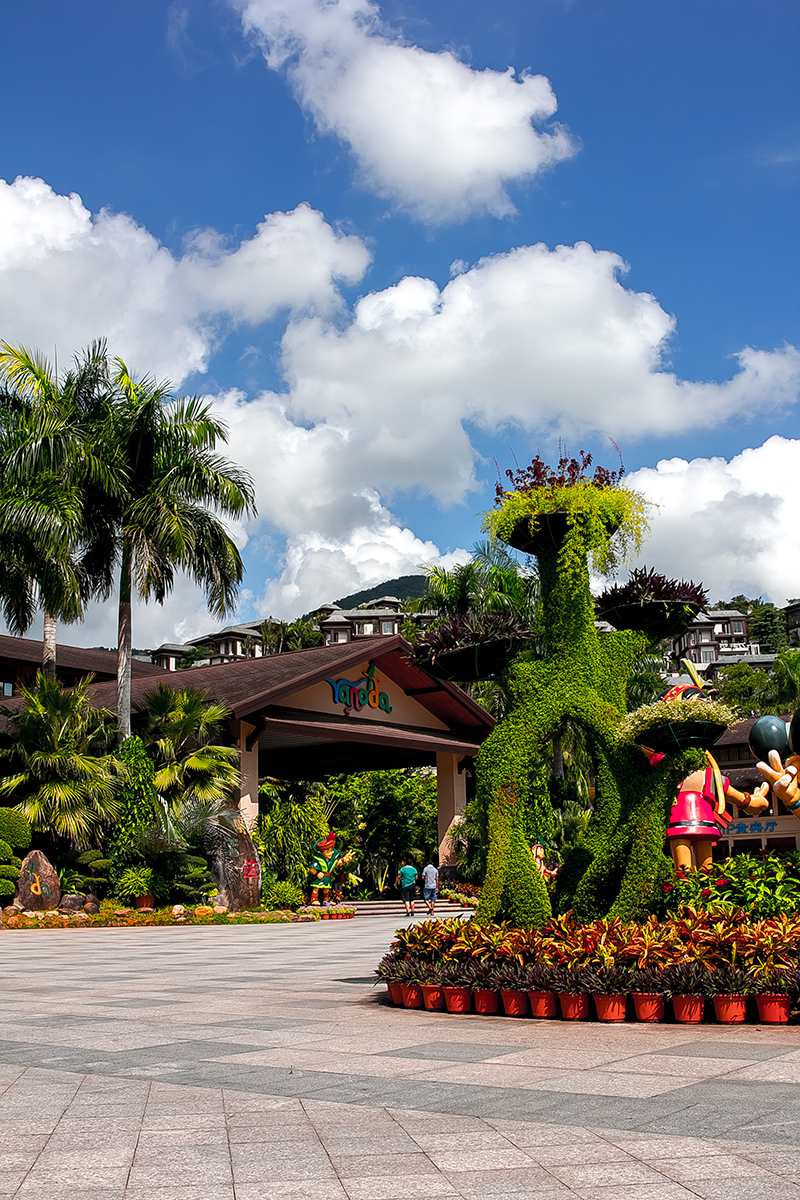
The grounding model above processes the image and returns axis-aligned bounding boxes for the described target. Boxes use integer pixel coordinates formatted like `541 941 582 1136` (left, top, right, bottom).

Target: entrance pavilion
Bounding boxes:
88 636 495 865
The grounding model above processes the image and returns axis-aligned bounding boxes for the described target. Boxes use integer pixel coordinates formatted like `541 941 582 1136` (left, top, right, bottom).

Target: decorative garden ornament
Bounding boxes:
755 708 800 818
307 832 354 906
657 676 769 870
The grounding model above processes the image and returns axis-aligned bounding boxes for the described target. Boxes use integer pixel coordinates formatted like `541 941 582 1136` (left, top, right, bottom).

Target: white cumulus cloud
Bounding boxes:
0 176 369 383
278 242 800 504
625 437 800 606
236 0 575 222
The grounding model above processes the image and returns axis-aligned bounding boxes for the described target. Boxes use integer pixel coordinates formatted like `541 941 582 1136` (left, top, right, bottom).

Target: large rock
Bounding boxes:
211 811 261 913
16 851 60 911
59 894 85 913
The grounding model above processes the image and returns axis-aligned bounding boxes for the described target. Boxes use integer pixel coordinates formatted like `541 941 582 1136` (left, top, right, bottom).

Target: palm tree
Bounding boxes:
108 362 256 739
0 674 121 847
132 683 240 803
0 341 119 677
416 540 539 624
759 650 800 714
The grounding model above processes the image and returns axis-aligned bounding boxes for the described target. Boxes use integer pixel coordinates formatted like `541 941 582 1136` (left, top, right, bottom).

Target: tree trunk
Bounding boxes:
552 733 564 781
117 540 133 742
42 612 57 681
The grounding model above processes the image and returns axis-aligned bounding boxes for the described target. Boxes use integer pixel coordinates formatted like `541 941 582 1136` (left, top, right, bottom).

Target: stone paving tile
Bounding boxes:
650 1152 771 1180
337 1176 459 1200
682 1179 800 1199
570 1187 699 1200
229 1142 338 1182
443 1166 571 1194
412 1063 559 1089
128 1144 233 1187
0 1171 29 1195
124 1190 235 1200
17 1166 132 1191
235 1184 349 1200
545 1161 673 1188
526 1144 637 1166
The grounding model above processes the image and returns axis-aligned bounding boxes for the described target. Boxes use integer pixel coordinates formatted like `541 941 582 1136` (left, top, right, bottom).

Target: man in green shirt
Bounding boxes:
395 860 419 917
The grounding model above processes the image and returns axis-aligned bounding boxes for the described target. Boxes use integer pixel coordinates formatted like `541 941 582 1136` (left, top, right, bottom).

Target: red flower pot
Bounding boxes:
420 984 445 1011
387 982 404 1005
401 983 424 1009
632 993 664 1022
500 989 529 1017
594 994 626 1022
672 994 705 1023
558 992 589 1020
756 994 790 1024
713 994 747 1024
473 989 499 1014
528 990 558 1018
443 985 472 1013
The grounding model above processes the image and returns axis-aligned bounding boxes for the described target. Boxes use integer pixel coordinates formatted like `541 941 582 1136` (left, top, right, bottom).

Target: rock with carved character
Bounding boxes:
15 851 60 911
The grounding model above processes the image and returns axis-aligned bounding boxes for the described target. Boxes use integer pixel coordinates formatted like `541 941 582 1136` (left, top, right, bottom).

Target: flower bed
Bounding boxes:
0 902 356 930
298 905 356 920
376 913 800 1023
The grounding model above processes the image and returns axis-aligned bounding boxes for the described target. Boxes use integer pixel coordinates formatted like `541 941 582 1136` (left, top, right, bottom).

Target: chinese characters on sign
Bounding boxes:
730 821 777 835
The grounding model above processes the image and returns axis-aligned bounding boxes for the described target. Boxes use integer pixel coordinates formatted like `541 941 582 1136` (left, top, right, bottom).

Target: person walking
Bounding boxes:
421 857 439 916
395 859 419 917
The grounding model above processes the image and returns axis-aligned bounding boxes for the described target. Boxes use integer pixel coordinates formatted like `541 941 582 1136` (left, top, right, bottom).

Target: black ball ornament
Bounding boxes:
749 714 790 761
789 709 800 755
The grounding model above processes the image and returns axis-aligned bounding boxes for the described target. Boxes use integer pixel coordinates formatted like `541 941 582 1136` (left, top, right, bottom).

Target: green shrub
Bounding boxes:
172 855 215 904
108 737 158 885
265 880 304 910
0 810 31 852
655 852 800 920
115 865 154 901
0 879 15 898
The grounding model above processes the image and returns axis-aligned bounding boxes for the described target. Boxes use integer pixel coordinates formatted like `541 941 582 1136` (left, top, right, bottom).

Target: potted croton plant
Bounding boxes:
585 965 633 1023
552 964 590 1021
596 568 708 642
411 613 532 682
523 963 559 1018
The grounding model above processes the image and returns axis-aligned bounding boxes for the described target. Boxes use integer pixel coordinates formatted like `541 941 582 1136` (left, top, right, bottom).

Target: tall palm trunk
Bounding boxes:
42 612 57 680
117 540 133 742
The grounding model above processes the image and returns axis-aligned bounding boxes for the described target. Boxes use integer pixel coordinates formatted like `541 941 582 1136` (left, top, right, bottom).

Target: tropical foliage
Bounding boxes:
133 684 240 803
656 853 800 919
0 674 121 847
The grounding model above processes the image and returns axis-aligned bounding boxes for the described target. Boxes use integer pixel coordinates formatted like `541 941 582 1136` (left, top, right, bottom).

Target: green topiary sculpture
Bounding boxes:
0 809 32 900
475 451 702 927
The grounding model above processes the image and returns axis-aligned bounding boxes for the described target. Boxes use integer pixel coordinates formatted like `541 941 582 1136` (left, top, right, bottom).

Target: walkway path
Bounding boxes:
2 916 800 1198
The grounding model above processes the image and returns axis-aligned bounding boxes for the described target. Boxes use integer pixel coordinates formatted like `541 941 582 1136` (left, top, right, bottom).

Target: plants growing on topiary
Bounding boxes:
596 568 708 640
107 736 159 886
475 451 705 926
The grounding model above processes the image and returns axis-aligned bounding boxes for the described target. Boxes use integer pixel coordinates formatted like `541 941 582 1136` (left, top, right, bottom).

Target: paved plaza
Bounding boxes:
3 918 800 1198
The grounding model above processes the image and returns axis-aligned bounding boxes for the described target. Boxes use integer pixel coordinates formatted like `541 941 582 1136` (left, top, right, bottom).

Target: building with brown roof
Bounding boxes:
6 636 494 866
0 633 164 698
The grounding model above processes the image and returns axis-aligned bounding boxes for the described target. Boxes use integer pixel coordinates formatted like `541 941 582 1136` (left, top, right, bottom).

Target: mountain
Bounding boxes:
332 574 428 609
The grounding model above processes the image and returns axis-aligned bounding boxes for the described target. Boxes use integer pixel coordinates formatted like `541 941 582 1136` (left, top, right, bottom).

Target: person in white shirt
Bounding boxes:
421 859 439 916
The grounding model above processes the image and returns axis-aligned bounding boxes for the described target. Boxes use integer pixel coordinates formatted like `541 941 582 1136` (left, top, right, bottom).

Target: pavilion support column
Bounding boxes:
437 751 467 875
231 719 259 830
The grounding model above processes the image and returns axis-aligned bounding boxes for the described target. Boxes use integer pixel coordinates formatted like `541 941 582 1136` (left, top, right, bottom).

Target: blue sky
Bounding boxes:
0 0 798 643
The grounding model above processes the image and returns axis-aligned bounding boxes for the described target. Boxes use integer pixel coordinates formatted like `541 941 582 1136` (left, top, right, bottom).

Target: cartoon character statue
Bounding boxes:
656 678 769 870
754 711 800 818
307 831 355 906
531 842 558 882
